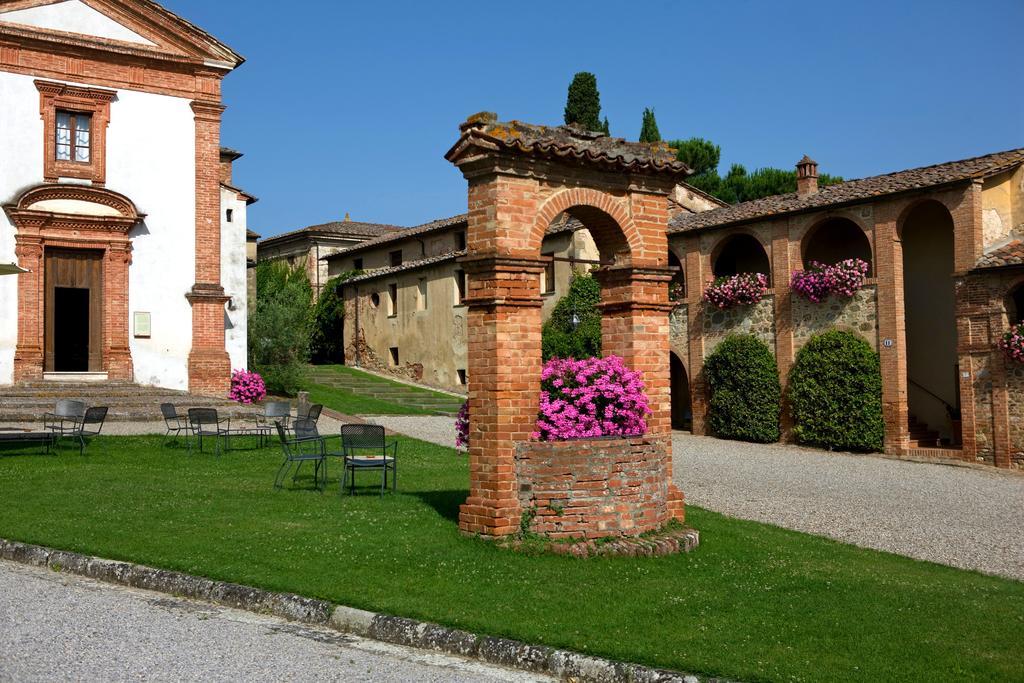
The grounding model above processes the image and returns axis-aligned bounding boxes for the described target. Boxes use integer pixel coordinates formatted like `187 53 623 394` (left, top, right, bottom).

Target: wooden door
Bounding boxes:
44 249 104 372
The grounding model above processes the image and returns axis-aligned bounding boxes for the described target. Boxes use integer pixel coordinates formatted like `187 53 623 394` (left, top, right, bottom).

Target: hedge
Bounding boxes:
788 330 884 452
703 334 780 443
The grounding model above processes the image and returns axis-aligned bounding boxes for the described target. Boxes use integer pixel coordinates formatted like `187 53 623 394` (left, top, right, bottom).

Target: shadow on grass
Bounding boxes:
413 489 468 523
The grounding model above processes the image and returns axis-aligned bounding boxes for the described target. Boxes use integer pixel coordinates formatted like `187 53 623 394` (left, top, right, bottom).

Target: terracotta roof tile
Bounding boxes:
339 251 466 285
446 113 692 177
975 240 1024 270
261 220 404 246
670 147 1024 234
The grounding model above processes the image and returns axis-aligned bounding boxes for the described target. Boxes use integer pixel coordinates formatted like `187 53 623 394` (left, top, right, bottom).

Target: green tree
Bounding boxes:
703 334 781 443
601 116 610 136
541 271 602 360
668 137 721 177
309 271 361 364
788 330 884 452
639 108 661 143
249 261 312 395
563 72 604 132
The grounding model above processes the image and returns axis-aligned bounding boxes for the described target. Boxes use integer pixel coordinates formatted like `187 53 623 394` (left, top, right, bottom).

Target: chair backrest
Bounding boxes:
301 403 323 423
160 403 178 420
188 407 218 428
341 424 385 450
293 417 320 441
83 406 107 425
56 399 85 419
275 421 289 444
264 401 291 419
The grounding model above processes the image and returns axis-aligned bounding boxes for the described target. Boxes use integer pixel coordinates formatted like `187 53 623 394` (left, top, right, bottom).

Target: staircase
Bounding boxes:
0 381 258 423
907 414 942 448
306 367 465 416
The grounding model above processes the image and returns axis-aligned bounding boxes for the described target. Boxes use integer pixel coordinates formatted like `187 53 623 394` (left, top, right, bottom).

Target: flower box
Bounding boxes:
702 272 768 310
999 323 1024 364
790 258 869 303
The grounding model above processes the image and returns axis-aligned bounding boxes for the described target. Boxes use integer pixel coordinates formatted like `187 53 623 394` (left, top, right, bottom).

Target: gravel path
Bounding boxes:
0 560 551 683
367 416 1024 581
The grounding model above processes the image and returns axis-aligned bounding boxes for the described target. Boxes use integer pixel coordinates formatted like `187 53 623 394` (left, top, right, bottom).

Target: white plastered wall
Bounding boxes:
221 186 248 372
0 70 198 390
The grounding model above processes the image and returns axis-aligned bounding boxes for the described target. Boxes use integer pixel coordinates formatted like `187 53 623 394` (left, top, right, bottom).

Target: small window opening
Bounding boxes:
389 250 403 267
353 257 363 271
457 369 467 385
417 278 428 311
388 283 398 317
226 208 234 223
456 231 467 251
454 269 466 305
542 257 556 294
389 347 399 366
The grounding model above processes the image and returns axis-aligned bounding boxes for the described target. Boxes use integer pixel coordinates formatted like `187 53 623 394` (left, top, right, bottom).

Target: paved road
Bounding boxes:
0 560 552 683
367 415 1024 581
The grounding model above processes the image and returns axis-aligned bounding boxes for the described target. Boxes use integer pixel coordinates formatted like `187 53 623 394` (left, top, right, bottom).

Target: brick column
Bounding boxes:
596 266 685 521
187 100 231 396
873 202 909 454
103 241 133 380
13 238 43 381
772 218 796 439
459 255 545 536
684 236 708 435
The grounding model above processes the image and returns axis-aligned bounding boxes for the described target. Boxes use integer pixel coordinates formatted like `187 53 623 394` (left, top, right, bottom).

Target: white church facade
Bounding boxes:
0 0 251 394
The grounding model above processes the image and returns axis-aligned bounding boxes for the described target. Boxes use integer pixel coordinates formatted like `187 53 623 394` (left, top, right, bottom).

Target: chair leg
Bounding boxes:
274 459 291 490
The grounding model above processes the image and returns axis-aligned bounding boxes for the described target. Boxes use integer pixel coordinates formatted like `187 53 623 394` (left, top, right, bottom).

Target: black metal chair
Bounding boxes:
299 403 323 425
160 403 188 445
258 401 292 432
339 424 397 496
68 406 107 455
187 408 230 456
44 399 86 437
274 422 326 491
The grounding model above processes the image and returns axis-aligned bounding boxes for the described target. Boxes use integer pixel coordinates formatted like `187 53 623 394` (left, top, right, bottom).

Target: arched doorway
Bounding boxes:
901 201 959 447
1008 282 1024 325
670 352 691 431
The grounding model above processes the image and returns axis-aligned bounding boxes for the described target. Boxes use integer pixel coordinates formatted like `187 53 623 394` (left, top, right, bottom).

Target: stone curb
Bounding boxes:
0 538 730 683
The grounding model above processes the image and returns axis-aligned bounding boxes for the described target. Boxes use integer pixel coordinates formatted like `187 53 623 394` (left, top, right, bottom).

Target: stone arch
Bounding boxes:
711 232 771 283
1006 278 1024 325
802 216 873 274
899 199 959 445
668 248 685 299
670 350 692 431
532 188 639 265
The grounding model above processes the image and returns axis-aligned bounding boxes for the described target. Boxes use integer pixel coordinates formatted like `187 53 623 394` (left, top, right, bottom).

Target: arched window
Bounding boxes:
713 233 770 281
668 250 685 299
1009 282 1024 325
803 218 873 274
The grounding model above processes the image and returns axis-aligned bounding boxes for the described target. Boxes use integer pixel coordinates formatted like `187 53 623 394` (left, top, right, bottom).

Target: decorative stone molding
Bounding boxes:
35 79 115 184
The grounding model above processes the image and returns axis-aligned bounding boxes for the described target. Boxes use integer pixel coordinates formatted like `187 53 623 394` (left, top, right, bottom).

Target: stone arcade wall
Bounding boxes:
669 305 688 360
702 295 776 357
792 286 879 352
515 436 673 539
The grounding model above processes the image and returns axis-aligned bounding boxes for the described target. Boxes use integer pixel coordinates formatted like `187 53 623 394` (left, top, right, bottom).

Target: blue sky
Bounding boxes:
162 0 1023 238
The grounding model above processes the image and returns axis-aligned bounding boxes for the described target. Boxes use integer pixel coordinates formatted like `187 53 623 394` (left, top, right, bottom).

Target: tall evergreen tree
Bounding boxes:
563 72 604 132
639 108 661 142
601 117 610 135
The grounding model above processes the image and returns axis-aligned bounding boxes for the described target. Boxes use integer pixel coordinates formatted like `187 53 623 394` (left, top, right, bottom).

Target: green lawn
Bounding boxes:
0 436 1021 682
302 365 462 416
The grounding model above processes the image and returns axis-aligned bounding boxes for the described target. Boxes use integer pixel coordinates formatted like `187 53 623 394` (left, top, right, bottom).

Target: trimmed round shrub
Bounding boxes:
704 334 780 443
788 330 883 452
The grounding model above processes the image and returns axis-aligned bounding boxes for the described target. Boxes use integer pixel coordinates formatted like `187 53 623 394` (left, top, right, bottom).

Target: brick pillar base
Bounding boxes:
187 285 231 396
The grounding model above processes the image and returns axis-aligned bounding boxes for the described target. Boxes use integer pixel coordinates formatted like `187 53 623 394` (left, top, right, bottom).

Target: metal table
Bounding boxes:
0 428 58 454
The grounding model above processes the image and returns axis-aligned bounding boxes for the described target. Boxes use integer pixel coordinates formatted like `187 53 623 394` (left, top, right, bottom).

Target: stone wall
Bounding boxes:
669 304 688 360
792 285 879 352
1007 362 1024 468
515 436 674 540
702 295 776 357
971 353 995 462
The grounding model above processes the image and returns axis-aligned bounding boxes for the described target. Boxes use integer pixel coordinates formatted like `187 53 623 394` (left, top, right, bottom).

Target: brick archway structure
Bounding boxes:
446 114 691 538
4 184 143 381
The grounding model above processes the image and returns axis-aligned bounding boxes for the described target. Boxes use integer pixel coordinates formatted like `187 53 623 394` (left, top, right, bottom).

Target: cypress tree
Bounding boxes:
601 117 610 135
563 72 603 132
639 108 661 142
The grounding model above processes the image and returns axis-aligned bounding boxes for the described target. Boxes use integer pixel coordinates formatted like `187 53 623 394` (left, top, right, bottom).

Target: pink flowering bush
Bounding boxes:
703 273 769 309
229 369 266 404
791 258 869 303
533 355 650 441
456 400 470 449
999 324 1024 364
669 281 685 306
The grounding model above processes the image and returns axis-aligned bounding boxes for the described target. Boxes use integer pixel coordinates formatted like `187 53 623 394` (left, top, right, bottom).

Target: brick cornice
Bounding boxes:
190 99 225 121
34 78 116 101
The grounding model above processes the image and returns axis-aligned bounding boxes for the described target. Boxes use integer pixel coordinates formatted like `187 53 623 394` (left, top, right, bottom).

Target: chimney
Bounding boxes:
796 155 818 197
219 147 243 185
344 212 351 221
